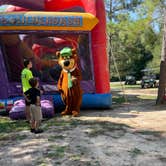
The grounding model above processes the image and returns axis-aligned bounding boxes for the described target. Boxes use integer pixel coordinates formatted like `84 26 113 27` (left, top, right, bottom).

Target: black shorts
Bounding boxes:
24 92 31 106
25 99 31 106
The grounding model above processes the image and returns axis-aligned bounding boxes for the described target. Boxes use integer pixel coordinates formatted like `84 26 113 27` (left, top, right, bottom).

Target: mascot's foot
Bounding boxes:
72 111 79 117
61 110 71 116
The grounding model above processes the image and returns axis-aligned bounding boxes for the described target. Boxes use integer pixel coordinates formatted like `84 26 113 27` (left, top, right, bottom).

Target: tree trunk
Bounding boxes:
108 0 113 73
156 13 166 104
156 61 166 104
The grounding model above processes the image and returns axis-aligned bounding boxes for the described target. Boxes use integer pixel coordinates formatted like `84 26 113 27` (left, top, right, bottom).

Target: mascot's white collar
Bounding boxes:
63 66 76 73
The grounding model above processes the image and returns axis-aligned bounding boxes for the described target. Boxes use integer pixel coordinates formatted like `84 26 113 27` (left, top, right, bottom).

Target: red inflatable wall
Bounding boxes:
91 1 110 93
5 0 110 94
45 0 110 94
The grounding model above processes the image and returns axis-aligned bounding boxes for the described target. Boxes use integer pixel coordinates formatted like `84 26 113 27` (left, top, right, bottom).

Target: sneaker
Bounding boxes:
25 120 30 124
34 129 43 134
30 128 35 133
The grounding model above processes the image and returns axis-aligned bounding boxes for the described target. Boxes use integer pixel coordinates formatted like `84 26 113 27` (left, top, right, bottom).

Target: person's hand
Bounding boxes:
40 90 44 95
25 98 31 102
59 89 63 94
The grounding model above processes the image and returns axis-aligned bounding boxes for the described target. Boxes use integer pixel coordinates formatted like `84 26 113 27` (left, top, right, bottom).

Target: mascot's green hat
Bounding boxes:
60 47 72 57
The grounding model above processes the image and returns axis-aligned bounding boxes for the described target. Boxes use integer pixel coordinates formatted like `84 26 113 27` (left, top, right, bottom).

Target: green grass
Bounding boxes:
129 148 143 158
70 154 82 161
0 117 29 133
112 96 126 104
35 158 48 166
112 93 156 104
0 117 28 141
87 122 128 137
111 81 157 104
43 118 107 131
45 145 68 159
110 82 140 89
48 135 65 141
42 118 72 130
138 95 156 100
134 130 162 137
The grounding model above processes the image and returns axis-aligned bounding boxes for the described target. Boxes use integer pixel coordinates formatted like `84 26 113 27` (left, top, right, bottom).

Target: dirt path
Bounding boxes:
0 88 166 166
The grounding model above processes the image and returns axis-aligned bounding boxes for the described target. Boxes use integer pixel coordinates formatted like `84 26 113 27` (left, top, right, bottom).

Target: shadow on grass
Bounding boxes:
111 87 166 110
133 130 163 137
0 117 28 134
0 115 165 166
112 89 157 105
43 117 165 139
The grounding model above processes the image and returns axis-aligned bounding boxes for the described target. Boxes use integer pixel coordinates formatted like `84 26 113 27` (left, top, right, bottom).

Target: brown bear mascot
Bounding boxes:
56 47 82 117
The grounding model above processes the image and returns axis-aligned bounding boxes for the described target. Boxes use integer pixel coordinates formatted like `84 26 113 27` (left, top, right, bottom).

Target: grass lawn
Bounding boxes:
110 82 140 89
110 81 157 104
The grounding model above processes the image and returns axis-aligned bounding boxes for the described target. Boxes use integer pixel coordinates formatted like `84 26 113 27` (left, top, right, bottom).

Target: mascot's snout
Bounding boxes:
64 60 70 67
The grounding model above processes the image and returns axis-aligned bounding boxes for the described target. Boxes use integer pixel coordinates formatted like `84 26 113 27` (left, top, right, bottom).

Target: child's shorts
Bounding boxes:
30 104 43 121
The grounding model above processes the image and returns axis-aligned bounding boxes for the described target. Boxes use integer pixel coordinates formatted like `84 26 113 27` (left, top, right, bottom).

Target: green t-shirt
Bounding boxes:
21 68 33 93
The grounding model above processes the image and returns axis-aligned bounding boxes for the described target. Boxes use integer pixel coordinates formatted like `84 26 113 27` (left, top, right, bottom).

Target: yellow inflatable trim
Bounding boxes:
0 12 99 31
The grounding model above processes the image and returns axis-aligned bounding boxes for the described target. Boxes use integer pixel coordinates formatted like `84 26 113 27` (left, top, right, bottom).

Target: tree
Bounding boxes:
105 0 166 81
105 0 143 73
156 13 166 104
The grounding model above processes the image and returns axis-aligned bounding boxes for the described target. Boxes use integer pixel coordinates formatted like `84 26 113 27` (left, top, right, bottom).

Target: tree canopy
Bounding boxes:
106 0 166 81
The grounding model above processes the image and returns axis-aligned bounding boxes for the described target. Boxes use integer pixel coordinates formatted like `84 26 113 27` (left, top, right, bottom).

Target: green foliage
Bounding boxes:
45 145 68 158
106 0 166 80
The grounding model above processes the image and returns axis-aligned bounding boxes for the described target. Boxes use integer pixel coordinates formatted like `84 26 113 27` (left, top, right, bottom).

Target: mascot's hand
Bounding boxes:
59 89 63 94
72 76 77 85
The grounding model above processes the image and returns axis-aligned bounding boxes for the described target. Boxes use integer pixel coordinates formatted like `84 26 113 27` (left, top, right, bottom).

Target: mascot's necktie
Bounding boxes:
68 72 73 88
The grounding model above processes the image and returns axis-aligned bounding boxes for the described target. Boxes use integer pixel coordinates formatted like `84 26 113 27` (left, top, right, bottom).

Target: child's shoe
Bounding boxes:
30 128 35 133
34 129 43 134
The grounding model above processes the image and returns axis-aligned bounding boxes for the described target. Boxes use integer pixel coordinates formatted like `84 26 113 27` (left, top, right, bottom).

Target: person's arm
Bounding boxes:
27 70 33 81
36 96 41 106
36 89 41 106
72 68 82 85
24 91 31 102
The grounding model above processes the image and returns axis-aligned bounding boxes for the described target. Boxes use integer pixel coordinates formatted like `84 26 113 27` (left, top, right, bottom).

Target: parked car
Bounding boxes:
125 75 136 85
140 69 158 88
141 75 158 88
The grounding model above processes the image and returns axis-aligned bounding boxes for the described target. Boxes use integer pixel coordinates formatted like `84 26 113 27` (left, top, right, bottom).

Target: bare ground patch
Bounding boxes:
0 87 166 166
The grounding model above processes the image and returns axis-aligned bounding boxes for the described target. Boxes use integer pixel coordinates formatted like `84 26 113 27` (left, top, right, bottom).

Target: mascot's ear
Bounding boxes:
56 51 61 58
72 48 77 56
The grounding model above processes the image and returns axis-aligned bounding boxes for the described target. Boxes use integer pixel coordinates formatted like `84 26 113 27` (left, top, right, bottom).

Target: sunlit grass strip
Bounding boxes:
0 117 28 133
138 95 156 100
110 82 140 89
112 96 126 104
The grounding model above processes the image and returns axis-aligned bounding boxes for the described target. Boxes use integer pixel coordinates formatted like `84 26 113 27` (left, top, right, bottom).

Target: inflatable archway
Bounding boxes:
0 0 111 111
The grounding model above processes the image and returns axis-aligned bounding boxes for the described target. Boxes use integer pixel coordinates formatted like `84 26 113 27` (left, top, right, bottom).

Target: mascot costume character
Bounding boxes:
56 47 82 117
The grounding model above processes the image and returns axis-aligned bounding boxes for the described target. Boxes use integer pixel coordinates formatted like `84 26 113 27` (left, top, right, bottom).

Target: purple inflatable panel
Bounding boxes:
41 100 55 118
9 99 54 120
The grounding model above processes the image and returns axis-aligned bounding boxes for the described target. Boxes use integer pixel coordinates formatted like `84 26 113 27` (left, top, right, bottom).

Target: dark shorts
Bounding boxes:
25 99 31 106
24 92 31 106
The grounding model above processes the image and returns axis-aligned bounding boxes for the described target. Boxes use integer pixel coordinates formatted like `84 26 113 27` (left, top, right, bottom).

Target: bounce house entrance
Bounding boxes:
0 32 95 98
0 0 112 109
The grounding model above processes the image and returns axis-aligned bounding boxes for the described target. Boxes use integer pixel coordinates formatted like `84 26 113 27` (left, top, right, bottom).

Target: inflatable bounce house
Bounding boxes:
0 0 111 117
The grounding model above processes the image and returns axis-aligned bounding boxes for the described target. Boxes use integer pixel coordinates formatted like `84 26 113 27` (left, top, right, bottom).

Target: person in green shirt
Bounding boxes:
21 59 33 121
